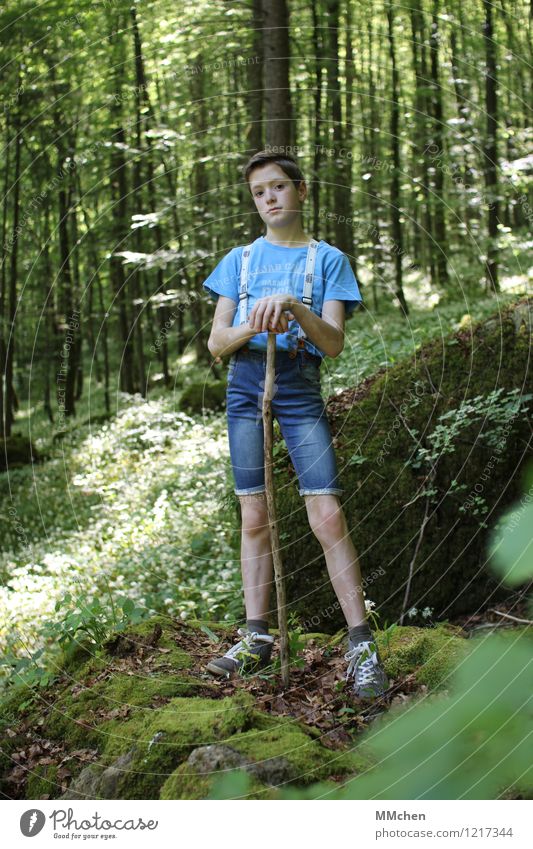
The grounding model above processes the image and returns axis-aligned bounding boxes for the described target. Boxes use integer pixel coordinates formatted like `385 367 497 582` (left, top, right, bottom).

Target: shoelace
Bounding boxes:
223 628 274 663
344 640 380 685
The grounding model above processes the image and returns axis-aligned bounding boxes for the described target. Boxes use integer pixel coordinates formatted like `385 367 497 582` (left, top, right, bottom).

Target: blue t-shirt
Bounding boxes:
202 236 362 358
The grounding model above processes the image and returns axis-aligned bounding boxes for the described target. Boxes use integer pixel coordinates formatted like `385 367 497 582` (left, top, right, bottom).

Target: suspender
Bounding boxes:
238 238 319 344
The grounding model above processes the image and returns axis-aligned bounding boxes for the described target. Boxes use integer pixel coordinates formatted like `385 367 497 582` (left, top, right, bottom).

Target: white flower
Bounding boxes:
422 606 433 619
407 607 418 618
364 599 376 611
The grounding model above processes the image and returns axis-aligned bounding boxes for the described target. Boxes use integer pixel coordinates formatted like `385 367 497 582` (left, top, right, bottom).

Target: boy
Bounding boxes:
202 150 388 699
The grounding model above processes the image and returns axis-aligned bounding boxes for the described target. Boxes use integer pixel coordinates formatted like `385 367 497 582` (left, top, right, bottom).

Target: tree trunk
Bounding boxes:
483 0 500 292
387 1 408 316
262 0 293 148
411 1 436 286
4 112 22 436
311 0 324 238
326 0 352 256
429 0 449 289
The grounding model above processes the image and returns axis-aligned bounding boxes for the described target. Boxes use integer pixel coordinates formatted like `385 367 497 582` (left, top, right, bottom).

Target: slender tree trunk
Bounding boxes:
483 0 500 292
326 0 352 256
0 108 11 433
387 1 408 316
42 201 57 424
411 1 436 285
78 188 111 414
311 0 324 238
367 16 385 312
4 112 22 436
70 178 83 402
190 56 211 363
429 0 449 289
57 178 78 418
109 121 135 394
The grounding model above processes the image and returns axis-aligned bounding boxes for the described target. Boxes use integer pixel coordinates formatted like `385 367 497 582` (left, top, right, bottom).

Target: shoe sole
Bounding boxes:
206 656 273 679
206 660 235 678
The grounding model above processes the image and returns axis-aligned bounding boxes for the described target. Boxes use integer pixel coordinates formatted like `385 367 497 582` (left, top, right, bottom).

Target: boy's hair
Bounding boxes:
242 150 305 193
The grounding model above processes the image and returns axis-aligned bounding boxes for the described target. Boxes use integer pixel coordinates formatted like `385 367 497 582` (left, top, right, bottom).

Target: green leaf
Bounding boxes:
488 501 533 585
121 598 135 615
199 624 220 643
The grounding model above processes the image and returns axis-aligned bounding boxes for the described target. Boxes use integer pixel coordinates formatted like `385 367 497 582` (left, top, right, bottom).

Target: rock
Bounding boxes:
61 749 136 800
187 745 247 774
185 744 296 786
280 297 533 627
247 756 296 786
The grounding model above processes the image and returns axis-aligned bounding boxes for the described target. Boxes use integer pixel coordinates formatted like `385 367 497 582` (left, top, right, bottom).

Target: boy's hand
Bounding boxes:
248 294 296 334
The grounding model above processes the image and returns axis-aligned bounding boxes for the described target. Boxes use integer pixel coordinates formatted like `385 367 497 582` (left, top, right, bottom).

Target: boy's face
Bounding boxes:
248 163 307 230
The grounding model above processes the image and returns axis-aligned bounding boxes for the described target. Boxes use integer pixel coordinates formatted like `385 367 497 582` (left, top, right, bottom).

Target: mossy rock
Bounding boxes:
160 758 277 800
179 380 226 413
280 298 533 628
0 434 40 470
375 623 468 690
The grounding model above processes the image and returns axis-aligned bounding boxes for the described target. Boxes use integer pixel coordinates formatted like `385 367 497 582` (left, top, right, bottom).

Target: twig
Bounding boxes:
488 609 533 626
399 481 432 625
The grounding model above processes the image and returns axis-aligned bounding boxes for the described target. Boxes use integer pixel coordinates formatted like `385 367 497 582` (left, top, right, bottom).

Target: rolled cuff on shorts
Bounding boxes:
298 487 343 496
234 485 266 496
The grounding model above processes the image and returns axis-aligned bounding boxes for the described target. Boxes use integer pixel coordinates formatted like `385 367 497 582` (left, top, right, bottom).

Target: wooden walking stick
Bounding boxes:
263 331 290 688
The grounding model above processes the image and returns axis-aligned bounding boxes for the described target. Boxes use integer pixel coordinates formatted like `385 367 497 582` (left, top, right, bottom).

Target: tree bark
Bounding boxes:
262 0 293 148
483 0 500 292
387 1 409 316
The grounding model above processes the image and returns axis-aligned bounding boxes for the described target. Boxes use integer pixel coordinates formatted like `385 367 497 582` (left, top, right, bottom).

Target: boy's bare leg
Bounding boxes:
304 494 367 628
239 493 273 621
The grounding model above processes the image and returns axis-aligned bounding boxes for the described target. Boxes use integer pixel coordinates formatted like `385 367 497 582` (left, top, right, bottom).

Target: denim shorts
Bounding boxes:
226 346 343 497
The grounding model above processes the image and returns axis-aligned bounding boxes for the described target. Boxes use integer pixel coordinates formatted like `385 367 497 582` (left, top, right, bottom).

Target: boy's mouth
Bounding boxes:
268 207 282 214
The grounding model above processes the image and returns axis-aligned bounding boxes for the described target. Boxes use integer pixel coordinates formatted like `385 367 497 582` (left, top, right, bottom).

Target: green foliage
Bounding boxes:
44 592 147 655
411 388 532 468
1 591 147 690
488 465 533 588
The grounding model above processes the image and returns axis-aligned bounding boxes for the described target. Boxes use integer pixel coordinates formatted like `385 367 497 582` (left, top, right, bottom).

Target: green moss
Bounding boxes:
225 712 370 785
376 624 468 690
26 764 59 799
98 690 255 799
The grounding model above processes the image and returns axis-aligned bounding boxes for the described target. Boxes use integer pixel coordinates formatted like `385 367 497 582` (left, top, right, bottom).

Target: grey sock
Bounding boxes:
348 623 373 646
246 619 269 635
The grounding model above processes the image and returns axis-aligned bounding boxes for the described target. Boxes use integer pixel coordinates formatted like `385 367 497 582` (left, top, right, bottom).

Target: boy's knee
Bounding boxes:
240 494 269 533
308 500 345 542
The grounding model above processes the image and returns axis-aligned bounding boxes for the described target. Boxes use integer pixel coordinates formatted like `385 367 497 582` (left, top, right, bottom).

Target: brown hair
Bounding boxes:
242 149 305 193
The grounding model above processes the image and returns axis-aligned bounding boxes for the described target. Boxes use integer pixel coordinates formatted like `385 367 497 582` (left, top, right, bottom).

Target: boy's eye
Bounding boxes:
255 184 285 197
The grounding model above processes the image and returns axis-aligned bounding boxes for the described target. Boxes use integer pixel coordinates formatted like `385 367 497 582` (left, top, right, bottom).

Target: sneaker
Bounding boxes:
344 639 389 699
206 628 275 678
